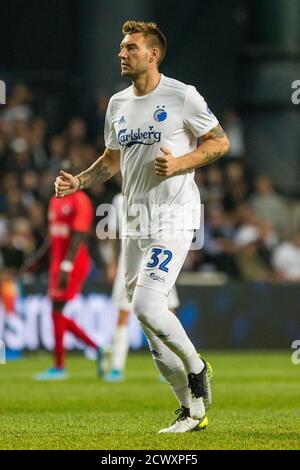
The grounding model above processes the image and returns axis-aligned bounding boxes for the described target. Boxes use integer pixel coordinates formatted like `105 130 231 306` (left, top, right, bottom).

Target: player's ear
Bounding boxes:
150 48 159 64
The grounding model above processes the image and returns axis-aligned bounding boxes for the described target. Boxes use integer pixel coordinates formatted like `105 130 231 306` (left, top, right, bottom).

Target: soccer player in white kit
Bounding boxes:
105 192 180 383
55 20 230 433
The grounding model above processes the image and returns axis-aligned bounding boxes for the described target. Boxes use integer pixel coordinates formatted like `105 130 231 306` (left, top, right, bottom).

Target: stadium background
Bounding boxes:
1 0 300 452
1 0 300 351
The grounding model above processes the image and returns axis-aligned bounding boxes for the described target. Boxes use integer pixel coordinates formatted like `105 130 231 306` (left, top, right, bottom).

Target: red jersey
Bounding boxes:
48 191 94 272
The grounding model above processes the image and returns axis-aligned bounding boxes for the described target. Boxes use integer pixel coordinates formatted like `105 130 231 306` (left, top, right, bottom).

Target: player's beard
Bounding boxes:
121 68 134 79
122 71 140 82
121 61 148 81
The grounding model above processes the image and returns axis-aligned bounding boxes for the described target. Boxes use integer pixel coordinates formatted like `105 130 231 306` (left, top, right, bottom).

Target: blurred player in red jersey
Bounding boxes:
23 161 103 380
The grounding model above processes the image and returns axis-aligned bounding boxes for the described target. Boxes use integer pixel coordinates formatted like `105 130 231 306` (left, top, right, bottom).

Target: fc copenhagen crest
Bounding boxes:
153 105 167 122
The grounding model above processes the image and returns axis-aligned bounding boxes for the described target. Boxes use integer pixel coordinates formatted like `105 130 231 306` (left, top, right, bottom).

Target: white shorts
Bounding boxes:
112 253 180 311
122 230 193 303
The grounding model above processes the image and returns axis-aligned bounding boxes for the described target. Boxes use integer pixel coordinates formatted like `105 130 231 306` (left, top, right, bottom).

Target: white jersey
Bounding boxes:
105 74 218 236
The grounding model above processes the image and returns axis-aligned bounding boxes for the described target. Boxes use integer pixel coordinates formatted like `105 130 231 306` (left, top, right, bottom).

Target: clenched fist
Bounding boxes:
154 147 181 177
55 171 80 198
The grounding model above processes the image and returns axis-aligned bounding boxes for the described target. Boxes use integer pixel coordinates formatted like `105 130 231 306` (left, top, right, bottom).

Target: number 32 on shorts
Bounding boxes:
146 248 173 273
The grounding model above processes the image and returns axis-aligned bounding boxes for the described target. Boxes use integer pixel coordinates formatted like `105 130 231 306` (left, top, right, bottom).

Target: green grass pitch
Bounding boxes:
0 351 299 450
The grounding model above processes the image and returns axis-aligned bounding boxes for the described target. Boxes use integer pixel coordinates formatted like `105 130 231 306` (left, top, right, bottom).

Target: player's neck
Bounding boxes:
132 71 161 97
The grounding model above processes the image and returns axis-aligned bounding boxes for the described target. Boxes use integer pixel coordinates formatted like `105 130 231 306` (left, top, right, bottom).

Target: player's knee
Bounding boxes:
132 290 151 325
132 302 152 326
132 285 167 326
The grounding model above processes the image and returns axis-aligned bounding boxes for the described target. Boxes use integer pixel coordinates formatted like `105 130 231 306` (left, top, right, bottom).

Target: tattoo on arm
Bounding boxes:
202 124 226 140
77 159 112 190
198 124 229 167
199 150 224 167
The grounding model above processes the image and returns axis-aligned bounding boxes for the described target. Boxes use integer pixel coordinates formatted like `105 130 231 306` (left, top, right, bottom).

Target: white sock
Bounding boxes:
133 286 204 375
143 325 191 409
111 324 129 372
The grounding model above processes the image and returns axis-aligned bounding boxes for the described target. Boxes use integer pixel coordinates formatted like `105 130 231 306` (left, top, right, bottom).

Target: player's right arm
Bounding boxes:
55 148 120 198
20 236 50 274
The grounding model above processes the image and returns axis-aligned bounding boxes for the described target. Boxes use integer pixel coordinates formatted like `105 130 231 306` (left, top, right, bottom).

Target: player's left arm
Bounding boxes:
58 193 93 289
154 124 230 177
57 231 88 289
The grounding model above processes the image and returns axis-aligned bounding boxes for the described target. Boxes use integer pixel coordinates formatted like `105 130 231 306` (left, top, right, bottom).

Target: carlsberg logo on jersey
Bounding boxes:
118 126 161 148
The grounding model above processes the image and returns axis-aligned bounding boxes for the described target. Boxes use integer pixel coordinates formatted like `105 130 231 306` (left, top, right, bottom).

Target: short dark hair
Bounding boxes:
122 20 167 65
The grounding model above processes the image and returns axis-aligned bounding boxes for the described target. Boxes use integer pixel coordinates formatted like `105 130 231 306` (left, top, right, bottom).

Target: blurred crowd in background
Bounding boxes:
1 83 300 287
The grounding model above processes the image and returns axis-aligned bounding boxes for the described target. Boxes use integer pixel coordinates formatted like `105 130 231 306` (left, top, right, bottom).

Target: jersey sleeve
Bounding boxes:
183 86 219 137
71 192 94 233
104 99 120 150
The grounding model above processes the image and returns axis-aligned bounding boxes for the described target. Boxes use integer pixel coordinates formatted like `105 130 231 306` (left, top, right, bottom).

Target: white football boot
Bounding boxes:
158 406 208 434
